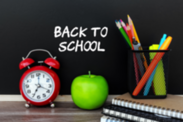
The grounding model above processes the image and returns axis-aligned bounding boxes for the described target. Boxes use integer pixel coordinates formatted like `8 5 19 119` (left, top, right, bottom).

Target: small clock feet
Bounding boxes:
50 103 55 108
25 103 30 108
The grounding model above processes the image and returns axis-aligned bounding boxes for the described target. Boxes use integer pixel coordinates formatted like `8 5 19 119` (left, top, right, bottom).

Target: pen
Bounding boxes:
143 34 167 96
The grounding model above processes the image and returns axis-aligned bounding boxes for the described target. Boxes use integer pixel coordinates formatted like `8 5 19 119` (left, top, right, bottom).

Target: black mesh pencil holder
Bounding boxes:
127 48 170 99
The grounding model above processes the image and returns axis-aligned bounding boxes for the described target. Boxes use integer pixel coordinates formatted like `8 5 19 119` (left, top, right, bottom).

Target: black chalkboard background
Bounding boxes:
0 0 182 94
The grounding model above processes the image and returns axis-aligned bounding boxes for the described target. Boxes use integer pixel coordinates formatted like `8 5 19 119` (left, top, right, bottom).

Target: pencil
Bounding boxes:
119 19 128 34
126 24 139 84
126 24 133 50
115 20 132 49
127 16 135 37
127 15 140 43
127 15 149 70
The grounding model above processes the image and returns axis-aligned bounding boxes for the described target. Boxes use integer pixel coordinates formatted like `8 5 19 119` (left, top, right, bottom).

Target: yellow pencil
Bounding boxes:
127 15 140 43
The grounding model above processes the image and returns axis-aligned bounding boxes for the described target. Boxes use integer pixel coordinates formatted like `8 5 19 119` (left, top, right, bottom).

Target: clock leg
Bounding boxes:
50 102 55 108
25 103 31 108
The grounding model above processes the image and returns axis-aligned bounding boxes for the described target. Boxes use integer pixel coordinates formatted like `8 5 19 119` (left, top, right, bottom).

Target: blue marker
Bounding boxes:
159 34 167 48
143 34 167 96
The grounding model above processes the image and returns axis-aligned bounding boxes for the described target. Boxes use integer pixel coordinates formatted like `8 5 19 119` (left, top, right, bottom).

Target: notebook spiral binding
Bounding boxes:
103 106 154 122
112 98 183 119
101 115 129 122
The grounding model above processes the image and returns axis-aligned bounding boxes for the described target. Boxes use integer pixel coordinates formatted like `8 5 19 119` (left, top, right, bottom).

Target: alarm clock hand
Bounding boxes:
35 84 49 90
40 86 49 91
35 84 40 87
32 85 40 97
32 87 38 97
38 76 41 85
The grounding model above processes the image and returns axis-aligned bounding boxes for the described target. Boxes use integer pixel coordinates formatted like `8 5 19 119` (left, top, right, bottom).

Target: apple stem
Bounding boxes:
89 71 91 78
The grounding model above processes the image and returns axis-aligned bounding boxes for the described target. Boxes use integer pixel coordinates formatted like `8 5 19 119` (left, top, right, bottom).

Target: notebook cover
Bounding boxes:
102 104 183 122
114 93 183 112
100 115 131 122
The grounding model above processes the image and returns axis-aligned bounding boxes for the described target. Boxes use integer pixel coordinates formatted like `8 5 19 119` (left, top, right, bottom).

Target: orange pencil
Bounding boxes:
132 36 172 96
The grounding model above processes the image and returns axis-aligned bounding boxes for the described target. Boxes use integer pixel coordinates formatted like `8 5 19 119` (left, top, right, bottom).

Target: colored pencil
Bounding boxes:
126 24 133 50
115 20 132 48
127 15 149 70
119 19 128 34
127 15 140 43
127 16 135 37
126 24 140 84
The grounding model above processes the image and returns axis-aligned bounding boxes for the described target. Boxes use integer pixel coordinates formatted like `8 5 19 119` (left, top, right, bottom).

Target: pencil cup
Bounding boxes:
127 49 170 99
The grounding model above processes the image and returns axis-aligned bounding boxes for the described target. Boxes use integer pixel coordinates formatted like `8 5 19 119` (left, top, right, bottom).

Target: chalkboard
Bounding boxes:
0 0 182 94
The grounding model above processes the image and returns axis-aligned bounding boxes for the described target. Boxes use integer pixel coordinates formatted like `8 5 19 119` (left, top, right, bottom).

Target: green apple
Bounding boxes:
71 71 108 110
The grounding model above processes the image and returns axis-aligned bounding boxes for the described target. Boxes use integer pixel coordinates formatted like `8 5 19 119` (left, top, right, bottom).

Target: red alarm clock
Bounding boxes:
19 49 60 108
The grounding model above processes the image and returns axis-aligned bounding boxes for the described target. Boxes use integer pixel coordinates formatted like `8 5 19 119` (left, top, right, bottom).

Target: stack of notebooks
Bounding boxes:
101 93 183 122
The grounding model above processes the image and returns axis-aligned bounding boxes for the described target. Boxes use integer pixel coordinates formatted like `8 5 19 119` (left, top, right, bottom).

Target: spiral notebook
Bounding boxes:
112 93 183 120
102 104 183 122
101 115 131 122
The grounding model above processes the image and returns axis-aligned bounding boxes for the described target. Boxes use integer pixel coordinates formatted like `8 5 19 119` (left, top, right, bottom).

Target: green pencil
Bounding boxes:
115 20 132 48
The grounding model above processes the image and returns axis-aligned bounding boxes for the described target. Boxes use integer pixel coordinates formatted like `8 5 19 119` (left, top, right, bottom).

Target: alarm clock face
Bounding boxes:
22 71 55 102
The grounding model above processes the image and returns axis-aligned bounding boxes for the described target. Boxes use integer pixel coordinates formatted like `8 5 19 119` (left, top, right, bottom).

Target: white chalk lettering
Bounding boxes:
55 26 108 52
62 26 70 38
84 41 91 52
70 27 79 37
67 41 75 51
98 41 105 52
58 40 105 52
79 27 88 38
54 26 61 38
100 27 108 38
75 40 84 52
91 27 101 37
58 42 67 52
90 41 98 52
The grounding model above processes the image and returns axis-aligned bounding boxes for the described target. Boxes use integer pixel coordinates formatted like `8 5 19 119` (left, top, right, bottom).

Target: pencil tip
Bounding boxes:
115 20 118 23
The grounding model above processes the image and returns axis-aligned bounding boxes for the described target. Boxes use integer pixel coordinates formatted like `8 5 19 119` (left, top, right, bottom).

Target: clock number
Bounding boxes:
43 94 46 98
43 75 45 78
36 73 40 77
37 95 40 99
27 79 31 83
46 78 50 82
46 90 50 93
25 84 29 88
27 90 31 94
49 84 52 88
31 74 34 78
